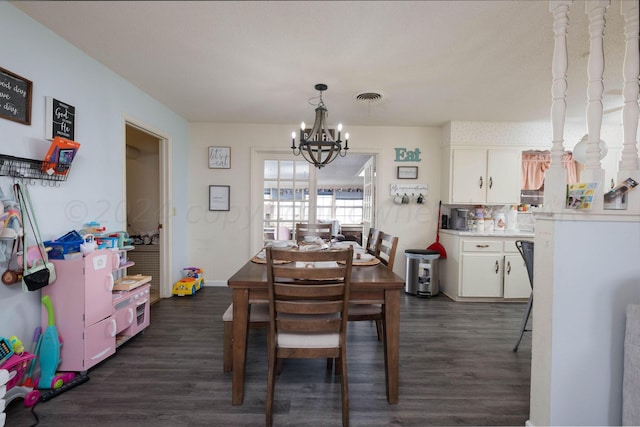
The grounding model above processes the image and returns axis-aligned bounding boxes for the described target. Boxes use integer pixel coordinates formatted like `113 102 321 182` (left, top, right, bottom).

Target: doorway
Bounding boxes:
124 122 170 304
250 150 376 254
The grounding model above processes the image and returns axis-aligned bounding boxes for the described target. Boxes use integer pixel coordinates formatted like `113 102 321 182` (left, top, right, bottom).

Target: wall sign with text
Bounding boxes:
394 147 421 162
208 146 231 169
46 97 76 140
0 67 32 125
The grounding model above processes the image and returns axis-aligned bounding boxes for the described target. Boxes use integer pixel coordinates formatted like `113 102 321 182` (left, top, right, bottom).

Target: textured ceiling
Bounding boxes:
13 0 629 129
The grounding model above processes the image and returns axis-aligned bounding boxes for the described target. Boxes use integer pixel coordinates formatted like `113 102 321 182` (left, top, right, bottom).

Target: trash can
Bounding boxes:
405 249 440 297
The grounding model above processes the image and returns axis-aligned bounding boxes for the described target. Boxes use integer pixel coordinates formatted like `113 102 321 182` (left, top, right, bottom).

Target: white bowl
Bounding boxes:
272 240 289 248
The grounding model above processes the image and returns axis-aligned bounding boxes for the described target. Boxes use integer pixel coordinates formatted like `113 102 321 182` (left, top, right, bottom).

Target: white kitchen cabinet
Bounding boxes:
442 148 521 205
460 253 502 297
439 231 532 301
503 239 532 299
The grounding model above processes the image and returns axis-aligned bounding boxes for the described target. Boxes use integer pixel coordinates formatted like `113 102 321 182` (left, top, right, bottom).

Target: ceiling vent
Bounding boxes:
355 92 382 103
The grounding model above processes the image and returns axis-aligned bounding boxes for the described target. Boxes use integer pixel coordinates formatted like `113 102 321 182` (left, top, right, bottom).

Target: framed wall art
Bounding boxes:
0 67 32 125
208 146 231 169
209 185 230 211
397 166 418 179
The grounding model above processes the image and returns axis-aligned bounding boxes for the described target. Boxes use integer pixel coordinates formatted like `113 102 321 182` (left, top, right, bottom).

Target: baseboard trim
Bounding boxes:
204 280 227 287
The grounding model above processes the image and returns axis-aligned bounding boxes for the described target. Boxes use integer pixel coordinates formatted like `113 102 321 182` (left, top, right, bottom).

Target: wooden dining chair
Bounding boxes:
364 227 379 255
375 232 399 271
265 246 353 427
222 302 269 372
348 232 399 341
294 222 333 242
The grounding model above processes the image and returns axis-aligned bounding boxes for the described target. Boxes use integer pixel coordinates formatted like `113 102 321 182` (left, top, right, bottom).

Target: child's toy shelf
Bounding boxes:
0 154 70 182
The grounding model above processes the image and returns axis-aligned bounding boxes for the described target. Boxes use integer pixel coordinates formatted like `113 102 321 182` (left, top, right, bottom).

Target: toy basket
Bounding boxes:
44 230 83 259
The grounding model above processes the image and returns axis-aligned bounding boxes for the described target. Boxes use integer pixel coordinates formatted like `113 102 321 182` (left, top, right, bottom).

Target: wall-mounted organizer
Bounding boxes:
0 154 70 182
390 184 428 204
390 184 428 196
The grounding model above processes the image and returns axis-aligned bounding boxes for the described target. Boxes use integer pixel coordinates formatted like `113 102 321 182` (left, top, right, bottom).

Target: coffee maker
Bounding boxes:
449 208 469 230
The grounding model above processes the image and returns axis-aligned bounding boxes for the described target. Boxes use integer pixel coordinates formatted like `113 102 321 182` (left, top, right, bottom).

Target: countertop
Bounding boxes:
440 229 534 238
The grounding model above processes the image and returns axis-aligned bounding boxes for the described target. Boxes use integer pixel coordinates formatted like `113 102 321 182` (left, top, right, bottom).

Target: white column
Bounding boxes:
544 1 572 212
580 0 610 211
617 0 640 213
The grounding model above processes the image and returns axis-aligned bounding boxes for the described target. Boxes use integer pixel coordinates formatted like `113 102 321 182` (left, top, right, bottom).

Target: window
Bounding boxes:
263 160 310 240
315 189 363 225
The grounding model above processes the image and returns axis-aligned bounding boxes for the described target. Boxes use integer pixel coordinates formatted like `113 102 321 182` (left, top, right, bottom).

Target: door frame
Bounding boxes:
250 147 380 256
122 115 173 299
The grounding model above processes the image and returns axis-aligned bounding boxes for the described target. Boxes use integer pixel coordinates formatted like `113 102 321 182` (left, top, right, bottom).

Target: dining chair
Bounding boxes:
348 232 399 341
364 227 379 255
513 240 534 352
375 232 399 271
294 222 333 243
222 302 269 372
265 246 353 427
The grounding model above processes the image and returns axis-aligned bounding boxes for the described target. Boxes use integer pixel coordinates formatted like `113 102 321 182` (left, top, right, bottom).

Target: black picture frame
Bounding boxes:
397 166 418 179
209 185 230 211
0 67 32 125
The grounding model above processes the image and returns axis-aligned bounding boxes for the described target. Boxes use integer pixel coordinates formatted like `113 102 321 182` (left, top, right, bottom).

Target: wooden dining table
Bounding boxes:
227 256 405 405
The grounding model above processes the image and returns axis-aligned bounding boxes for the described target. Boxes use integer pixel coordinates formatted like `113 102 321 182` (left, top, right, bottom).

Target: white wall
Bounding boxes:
531 215 640 426
0 3 190 342
188 123 443 281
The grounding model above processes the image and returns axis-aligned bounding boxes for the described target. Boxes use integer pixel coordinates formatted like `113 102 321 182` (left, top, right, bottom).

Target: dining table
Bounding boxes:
227 248 405 405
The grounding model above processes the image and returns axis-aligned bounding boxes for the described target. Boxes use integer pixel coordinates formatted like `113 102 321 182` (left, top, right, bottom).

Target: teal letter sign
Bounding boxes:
395 148 421 162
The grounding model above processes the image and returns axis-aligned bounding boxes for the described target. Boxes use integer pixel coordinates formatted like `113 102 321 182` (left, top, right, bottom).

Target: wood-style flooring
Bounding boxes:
5 287 531 426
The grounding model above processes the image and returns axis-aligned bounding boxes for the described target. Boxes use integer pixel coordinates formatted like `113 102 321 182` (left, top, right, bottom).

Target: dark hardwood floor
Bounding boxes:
5 287 531 426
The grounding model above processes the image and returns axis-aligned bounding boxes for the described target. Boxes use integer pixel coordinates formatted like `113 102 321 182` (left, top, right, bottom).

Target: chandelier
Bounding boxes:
290 83 349 168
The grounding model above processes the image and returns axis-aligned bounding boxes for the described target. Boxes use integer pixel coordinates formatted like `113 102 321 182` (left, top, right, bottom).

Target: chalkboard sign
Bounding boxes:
0 67 32 125
46 97 76 140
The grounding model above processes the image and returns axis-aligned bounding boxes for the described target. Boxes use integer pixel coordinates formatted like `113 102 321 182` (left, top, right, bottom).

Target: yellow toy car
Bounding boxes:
172 277 198 296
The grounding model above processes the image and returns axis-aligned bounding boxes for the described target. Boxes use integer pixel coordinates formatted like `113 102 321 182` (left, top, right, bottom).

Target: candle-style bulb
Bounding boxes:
344 132 350 149
300 122 305 131
291 131 296 149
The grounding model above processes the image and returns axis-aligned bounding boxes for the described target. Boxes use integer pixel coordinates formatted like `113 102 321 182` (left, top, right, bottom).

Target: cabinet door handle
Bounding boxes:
475 244 490 248
489 176 493 189
507 261 511 274
105 274 114 292
479 176 483 189
495 260 499 274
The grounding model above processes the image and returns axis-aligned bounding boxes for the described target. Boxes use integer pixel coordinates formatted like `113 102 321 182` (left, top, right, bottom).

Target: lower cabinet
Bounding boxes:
440 232 532 301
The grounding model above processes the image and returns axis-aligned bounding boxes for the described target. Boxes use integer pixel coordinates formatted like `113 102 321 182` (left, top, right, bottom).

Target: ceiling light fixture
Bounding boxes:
290 83 349 169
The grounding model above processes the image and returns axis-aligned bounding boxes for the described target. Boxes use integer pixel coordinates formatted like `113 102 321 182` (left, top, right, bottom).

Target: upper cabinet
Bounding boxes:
441 147 521 205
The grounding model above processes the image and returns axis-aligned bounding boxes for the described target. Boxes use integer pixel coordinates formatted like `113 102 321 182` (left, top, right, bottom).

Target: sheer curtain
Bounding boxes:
521 151 579 190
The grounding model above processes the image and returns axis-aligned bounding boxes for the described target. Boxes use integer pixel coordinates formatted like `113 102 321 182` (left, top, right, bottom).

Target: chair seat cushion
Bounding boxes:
278 331 339 348
277 312 340 348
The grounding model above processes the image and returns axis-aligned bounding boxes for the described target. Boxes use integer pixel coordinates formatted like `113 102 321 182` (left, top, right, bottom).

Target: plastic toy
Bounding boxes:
172 277 198 296
1 352 41 407
38 295 61 389
9 335 24 355
182 267 204 290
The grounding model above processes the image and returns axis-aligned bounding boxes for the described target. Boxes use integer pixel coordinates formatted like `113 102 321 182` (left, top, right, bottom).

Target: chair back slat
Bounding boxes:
277 318 342 333
365 228 379 255
515 240 534 288
276 300 344 315
273 283 345 299
295 223 333 242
